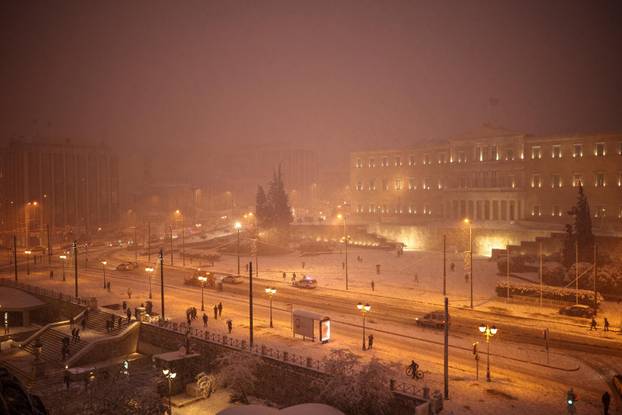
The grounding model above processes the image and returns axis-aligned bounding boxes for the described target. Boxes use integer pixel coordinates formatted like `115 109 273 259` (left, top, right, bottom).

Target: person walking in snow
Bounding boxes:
226 319 232 334
590 317 597 331
81 317 86 331
602 391 611 415
126 308 132 324
604 318 610 332
202 313 208 328
218 302 223 317
368 334 374 349
371 280 375 292
213 304 218 320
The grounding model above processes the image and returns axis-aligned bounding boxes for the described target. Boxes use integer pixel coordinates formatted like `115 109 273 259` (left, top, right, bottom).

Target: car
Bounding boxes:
558 304 594 318
184 271 216 287
217 275 243 285
613 375 622 397
293 275 318 289
116 262 138 271
415 311 449 329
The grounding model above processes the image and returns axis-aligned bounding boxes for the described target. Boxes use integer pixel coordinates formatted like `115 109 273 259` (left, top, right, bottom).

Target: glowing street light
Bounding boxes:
101 260 107 288
234 221 242 275
265 287 277 328
356 302 371 351
24 250 32 275
478 323 498 382
197 275 207 311
145 266 154 299
162 368 177 413
59 254 67 281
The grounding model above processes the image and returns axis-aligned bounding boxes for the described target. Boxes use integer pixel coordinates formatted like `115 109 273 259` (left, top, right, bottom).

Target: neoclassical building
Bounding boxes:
349 125 622 232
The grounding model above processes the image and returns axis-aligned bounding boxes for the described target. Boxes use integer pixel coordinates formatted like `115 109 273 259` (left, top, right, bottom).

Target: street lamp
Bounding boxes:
234 221 242 275
59 255 67 281
24 250 32 275
197 275 207 311
145 266 154 299
478 323 498 382
356 302 371 351
337 213 349 290
265 287 277 328
464 218 473 309
162 368 177 414
101 260 107 288
174 210 185 266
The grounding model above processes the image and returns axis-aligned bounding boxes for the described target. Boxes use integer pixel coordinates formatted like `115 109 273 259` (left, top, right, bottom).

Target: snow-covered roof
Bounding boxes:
292 309 326 320
0 287 45 311
217 403 344 415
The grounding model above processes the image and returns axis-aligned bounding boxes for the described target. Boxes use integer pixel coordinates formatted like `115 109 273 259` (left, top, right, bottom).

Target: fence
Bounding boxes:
0 278 88 306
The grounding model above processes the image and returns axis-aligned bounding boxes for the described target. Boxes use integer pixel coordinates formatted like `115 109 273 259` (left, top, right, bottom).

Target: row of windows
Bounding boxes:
355 142 622 168
530 172 622 188
355 204 434 215
531 206 621 219
355 178 443 191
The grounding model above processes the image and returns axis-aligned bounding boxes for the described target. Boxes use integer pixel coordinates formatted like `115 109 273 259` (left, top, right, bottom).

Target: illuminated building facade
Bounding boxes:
350 126 622 231
0 139 119 245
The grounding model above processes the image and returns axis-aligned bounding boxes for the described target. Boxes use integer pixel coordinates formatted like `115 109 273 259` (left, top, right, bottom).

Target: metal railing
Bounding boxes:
0 278 88 306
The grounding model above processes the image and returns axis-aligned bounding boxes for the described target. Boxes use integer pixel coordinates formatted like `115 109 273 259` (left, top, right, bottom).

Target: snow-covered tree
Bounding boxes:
215 351 263 404
566 185 594 264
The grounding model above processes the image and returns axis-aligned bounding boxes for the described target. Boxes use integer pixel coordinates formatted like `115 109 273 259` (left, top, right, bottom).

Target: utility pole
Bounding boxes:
539 242 543 308
13 235 18 282
444 296 449 400
249 261 254 348
160 249 165 320
593 244 598 314
443 235 446 296
469 224 473 309
46 223 51 266
169 225 173 266
506 242 510 302
73 240 78 298
181 219 185 267
575 240 579 304
148 222 151 263
134 226 138 263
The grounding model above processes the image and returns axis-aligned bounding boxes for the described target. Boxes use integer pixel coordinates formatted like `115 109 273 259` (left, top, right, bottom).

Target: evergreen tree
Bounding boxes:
561 224 575 268
266 165 293 229
565 185 594 264
255 185 270 228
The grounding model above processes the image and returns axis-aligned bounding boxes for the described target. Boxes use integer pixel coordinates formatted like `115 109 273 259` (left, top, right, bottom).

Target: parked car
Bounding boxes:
415 311 449 329
217 275 243 285
116 262 138 271
613 375 622 397
293 275 318 289
558 304 594 318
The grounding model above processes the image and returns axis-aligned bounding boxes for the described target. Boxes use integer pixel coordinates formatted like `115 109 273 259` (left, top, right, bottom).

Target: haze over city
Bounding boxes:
1 1 622 415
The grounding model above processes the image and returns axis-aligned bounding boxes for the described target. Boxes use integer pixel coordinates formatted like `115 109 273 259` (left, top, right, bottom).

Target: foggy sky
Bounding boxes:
1 0 622 165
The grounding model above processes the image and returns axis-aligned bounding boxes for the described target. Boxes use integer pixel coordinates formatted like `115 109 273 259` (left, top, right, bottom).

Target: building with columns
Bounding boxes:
350 125 622 232
0 139 119 246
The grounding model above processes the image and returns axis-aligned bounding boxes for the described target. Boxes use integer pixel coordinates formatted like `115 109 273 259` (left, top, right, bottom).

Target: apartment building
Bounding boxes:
350 126 622 229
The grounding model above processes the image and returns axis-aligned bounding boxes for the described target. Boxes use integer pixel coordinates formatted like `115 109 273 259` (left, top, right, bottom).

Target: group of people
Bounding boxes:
589 317 611 331
106 315 123 333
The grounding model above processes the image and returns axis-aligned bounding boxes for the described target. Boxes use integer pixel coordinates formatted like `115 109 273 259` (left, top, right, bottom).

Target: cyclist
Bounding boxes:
409 360 419 379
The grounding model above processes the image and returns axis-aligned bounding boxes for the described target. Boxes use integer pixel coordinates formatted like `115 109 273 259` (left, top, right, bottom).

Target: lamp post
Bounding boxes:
101 260 107 288
145 266 154 299
162 369 177 414
24 250 32 275
197 275 207 311
356 302 371 351
337 213 349 290
174 210 185 266
478 323 498 382
464 219 473 309
159 249 165 321
234 221 242 275
265 287 277 328
59 255 67 281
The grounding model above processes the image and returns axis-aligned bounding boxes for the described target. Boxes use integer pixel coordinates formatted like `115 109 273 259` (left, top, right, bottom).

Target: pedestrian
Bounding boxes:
464 274 469 283
602 391 611 415
107 281 111 292
604 318 610 332
202 313 208 328
64 370 71 390
302 261 305 269
106 320 110 333
126 308 132 324
226 319 232 334
69 316 74 329
282 272 286 281
368 334 374 349
81 317 86 330
75 328 80 342
450 262 455 272
127 287 132 299
371 280 375 292
590 317 597 331
50 270 54 279
218 302 223 317
187 314 191 325
376 264 380 274
213 305 218 320
71 328 76 342
293 272 297 281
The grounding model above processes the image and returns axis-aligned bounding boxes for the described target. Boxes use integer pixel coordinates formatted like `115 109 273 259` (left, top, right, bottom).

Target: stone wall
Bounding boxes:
69 323 140 368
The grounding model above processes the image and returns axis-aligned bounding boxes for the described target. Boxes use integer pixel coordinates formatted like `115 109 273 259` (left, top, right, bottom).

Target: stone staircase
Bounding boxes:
84 309 128 334
22 327 87 365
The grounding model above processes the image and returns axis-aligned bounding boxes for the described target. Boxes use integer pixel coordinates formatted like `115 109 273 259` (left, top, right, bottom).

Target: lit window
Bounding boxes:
357 204 362 213
408 205 417 214
618 172 622 187
619 207 622 219
423 179 429 190
438 153 447 164
505 148 514 161
458 151 466 163
594 207 606 218
595 172 605 187
618 142 622 156
395 178 402 191
409 155 416 166
368 179 376 191
356 158 363 168
356 181 363 191
408 178 417 190
382 204 387 214
394 156 401 166
595 142 606 157
552 206 562 217
551 174 562 188
368 158 375 168
382 179 389 191
531 146 542 160
424 154 430 165
423 205 431 215
492 145 498 161
552 145 562 159
573 144 583 158
382 157 388 167
368 204 374 213
438 180 443 190
572 174 583 187
531 174 542 188
532 206 541 216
